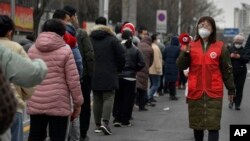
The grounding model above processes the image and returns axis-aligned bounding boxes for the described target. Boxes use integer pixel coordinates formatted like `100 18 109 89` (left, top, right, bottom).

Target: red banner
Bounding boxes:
0 3 33 32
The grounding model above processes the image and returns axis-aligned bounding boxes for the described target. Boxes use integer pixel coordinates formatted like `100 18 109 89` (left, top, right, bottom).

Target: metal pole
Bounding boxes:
178 0 181 34
10 0 15 21
103 0 109 21
99 0 104 17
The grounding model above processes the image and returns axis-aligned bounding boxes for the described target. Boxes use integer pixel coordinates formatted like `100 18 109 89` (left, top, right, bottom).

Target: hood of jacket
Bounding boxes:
90 25 115 40
66 24 76 36
35 32 66 52
141 36 152 46
170 36 179 46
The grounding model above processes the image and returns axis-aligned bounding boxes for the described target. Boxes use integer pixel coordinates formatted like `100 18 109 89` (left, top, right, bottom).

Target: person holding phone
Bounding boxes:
228 34 249 110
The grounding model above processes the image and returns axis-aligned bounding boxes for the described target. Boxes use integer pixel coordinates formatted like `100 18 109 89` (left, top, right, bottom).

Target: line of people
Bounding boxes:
1 8 250 141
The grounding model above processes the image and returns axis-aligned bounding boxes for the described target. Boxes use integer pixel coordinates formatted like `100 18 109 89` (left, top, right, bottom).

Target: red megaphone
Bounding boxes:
179 33 191 45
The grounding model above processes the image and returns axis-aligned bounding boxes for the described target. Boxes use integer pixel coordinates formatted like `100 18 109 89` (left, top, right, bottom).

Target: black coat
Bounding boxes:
229 45 249 75
119 42 145 78
90 25 125 91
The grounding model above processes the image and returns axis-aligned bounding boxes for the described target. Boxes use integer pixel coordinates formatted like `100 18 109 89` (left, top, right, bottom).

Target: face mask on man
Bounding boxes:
234 44 242 49
198 28 211 39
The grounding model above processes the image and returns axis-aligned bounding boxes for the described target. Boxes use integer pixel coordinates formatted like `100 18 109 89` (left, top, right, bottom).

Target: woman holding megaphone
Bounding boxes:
177 16 235 141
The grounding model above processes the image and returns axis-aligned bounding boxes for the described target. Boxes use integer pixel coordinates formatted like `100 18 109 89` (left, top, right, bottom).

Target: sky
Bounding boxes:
213 0 250 28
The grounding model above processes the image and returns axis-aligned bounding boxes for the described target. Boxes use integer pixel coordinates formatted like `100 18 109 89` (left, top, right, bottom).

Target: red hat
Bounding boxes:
121 23 135 35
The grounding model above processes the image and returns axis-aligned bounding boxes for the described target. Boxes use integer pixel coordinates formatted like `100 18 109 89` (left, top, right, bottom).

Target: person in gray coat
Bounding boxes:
0 44 47 141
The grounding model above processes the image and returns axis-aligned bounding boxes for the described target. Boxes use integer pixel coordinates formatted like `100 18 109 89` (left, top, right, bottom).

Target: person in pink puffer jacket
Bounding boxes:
27 19 83 141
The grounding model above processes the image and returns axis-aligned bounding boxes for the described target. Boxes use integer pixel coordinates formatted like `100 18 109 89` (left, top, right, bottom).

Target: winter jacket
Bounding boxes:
136 37 154 90
119 41 145 78
27 32 83 116
0 38 35 113
66 24 83 79
90 25 125 91
163 37 180 82
149 43 163 75
0 45 47 87
76 28 95 77
229 45 250 74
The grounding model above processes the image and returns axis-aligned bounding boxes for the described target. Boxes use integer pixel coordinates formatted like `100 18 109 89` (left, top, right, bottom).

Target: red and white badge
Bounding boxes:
210 52 217 59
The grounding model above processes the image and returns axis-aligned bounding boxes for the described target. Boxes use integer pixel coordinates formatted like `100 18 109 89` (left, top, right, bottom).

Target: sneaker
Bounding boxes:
146 102 156 107
113 122 122 127
228 102 233 109
122 123 133 127
94 126 102 133
235 106 241 111
170 96 178 101
100 125 112 135
150 98 157 102
154 93 159 97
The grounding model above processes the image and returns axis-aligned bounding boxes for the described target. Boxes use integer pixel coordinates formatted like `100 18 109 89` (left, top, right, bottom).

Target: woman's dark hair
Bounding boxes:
195 16 217 43
0 15 15 37
42 19 66 36
95 17 107 25
151 33 158 42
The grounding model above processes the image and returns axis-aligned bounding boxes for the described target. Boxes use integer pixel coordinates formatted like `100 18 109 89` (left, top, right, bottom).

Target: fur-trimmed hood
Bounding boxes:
90 25 115 40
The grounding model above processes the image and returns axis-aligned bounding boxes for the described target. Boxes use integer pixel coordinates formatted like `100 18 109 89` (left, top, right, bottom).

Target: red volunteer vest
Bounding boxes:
188 40 224 99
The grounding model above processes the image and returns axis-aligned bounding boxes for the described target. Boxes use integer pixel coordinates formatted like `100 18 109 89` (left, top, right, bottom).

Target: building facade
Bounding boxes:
234 3 250 36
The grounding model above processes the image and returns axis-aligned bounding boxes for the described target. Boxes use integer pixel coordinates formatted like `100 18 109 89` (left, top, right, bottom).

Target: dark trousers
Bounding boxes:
80 76 91 139
168 81 176 97
113 78 136 124
137 88 147 109
179 70 187 86
28 115 68 141
233 71 247 107
193 130 219 141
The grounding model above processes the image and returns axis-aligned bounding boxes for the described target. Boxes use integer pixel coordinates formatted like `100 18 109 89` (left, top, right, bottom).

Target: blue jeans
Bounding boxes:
11 112 23 141
68 117 80 141
148 75 161 100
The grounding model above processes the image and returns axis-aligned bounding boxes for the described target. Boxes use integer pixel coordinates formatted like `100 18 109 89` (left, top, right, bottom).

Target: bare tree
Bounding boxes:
109 0 122 24
33 0 49 38
77 0 99 26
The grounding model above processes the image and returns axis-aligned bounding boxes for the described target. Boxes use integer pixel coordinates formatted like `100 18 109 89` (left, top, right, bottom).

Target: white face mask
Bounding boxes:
235 44 242 49
198 28 211 39
157 39 161 43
